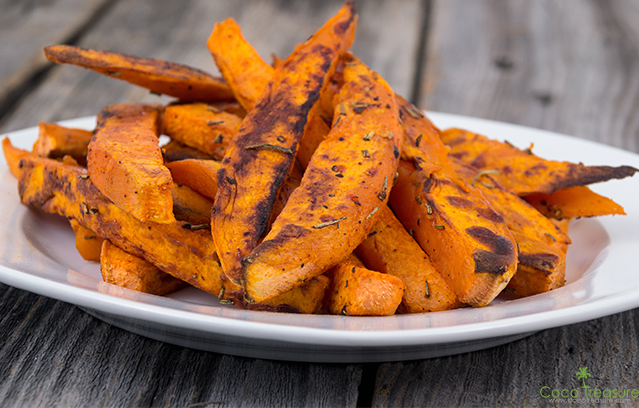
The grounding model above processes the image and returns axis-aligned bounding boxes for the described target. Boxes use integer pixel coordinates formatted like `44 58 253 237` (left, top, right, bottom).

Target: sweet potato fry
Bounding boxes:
2 137 31 178
524 186 626 219
33 122 92 165
161 140 214 162
162 103 242 159
326 263 404 316
100 240 188 295
171 183 213 226
450 158 569 296
242 54 401 303
440 128 638 195
44 45 235 102
70 219 104 262
213 1 357 293
207 18 274 112
88 103 174 223
356 206 461 313
165 159 220 200
390 105 518 306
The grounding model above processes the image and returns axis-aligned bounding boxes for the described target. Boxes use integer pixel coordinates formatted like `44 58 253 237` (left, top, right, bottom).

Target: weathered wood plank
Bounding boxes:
419 0 639 153
0 0 423 133
0 0 112 120
0 283 362 407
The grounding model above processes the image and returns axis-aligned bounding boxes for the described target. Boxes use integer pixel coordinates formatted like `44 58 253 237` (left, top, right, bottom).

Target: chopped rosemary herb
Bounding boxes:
366 206 379 220
362 149 370 158
425 203 433 215
77 174 89 179
378 177 388 201
312 217 347 229
387 131 394 140
84 236 96 240
434 224 445 230
471 169 502 187
424 281 430 298
415 134 422 147
218 286 225 299
339 103 346 116
106 71 122 77
363 131 375 141
393 172 399 186
545 233 557 242
245 144 293 154
415 196 422 205
219 299 235 305
479 182 495 188
82 202 89 214
208 120 224 126
213 133 223 144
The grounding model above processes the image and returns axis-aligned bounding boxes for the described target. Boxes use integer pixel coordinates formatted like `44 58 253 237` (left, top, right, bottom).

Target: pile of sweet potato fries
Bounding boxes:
3 0 637 315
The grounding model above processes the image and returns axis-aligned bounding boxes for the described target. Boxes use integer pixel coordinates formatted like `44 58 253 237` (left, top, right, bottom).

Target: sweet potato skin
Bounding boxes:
162 103 242 160
524 186 625 219
441 128 638 195
356 206 461 313
100 240 188 295
44 45 235 102
243 54 402 303
213 1 357 292
88 103 174 223
327 264 404 316
33 122 92 165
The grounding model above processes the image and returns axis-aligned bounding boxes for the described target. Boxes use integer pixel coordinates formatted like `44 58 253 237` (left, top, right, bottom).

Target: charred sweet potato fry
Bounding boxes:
242 54 402 303
440 128 638 195
100 240 188 295
524 186 626 219
2 138 31 178
44 45 235 102
207 18 274 112
451 158 569 296
33 122 92 165
326 263 404 316
356 206 461 313
70 219 104 262
213 1 357 293
165 159 220 200
390 105 518 306
88 103 174 223
162 103 242 159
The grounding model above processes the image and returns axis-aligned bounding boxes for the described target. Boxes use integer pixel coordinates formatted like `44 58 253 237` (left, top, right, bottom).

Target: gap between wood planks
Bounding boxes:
0 0 120 130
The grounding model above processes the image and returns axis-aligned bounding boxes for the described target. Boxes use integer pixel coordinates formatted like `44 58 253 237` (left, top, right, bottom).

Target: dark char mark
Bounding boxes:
466 226 515 275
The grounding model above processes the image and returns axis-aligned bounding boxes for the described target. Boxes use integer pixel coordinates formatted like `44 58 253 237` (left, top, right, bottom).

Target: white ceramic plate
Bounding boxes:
1 113 638 363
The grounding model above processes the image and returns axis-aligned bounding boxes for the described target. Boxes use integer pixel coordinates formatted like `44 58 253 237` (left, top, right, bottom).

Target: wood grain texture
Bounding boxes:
420 0 639 153
0 0 422 133
0 283 362 408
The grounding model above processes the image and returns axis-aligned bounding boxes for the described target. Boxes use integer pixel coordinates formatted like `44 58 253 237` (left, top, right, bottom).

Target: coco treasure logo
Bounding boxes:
540 367 639 403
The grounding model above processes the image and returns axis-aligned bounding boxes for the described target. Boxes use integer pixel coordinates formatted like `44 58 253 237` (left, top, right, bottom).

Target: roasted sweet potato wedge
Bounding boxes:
242 54 402 303
100 240 188 295
88 103 174 223
524 186 625 219
440 128 638 195
207 18 274 112
44 45 235 102
356 206 461 313
33 122 92 165
70 218 104 262
162 103 242 160
451 158 569 296
326 263 404 316
213 1 357 293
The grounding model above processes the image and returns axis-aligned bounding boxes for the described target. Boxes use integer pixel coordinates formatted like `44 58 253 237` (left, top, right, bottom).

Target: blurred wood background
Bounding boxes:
1 0 638 406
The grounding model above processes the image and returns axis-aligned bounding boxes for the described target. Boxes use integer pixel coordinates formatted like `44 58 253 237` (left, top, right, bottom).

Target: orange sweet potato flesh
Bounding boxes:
207 18 274 112
524 186 625 219
70 219 104 262
242 54 402 303
33 122 92 165
88 103 174 223
440 128 638 195
44 45 235 102
162 103 242 160
100 240 188 296
212 1 357 292
451 158 569 296
356 206 461 313
165 159 221 200
326 263 404 316
2 138 31 178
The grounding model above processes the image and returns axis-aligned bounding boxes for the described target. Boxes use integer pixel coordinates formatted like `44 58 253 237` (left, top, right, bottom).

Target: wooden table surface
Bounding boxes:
1 0 638 407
